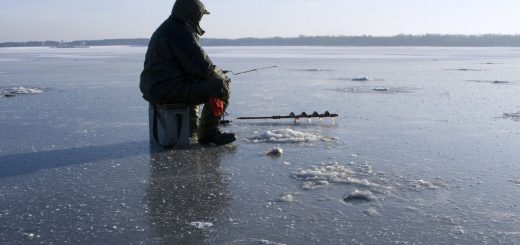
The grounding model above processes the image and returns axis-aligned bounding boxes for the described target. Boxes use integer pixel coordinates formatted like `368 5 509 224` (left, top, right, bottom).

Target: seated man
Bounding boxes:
140 0 236 145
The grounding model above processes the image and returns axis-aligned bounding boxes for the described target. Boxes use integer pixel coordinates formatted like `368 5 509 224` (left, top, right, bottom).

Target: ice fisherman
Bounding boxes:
140 0 236 146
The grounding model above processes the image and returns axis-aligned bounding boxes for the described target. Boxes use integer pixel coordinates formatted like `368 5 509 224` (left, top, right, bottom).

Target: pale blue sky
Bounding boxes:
1 0 520 42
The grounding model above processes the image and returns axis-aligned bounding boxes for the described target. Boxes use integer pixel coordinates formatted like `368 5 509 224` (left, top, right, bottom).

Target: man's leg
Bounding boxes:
198 79 230 139
167 78 234 145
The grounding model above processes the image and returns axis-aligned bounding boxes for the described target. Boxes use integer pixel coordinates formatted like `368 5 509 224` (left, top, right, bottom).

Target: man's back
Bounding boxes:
140 17 215 104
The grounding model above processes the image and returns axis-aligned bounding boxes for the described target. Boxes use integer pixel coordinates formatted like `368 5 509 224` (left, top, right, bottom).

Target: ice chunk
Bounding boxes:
4 87 44 94
279 194 295 202
257 239 287 245
190 221 213 229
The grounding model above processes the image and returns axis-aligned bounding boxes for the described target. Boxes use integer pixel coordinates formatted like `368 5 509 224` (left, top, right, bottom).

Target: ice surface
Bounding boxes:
335 86 414 94
295 68 334 72
2 46 520 244
250 128 337 143
363 208 380 216
467 79 511 84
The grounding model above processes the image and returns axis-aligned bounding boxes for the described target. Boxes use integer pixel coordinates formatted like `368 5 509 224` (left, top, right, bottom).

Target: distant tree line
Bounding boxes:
0 39 150 48
201 34 520 47
2 35 520 47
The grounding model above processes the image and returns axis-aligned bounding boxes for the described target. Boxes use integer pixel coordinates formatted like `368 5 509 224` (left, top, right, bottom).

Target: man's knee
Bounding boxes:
212 79 230 101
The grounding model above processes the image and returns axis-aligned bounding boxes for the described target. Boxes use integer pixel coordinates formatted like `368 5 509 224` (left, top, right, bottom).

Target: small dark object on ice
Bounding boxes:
503 112 520 121
343 190 376 203
372 87 389 92
352 77 371 81
4 93 15 97
493 80 509 84
266 146 283 156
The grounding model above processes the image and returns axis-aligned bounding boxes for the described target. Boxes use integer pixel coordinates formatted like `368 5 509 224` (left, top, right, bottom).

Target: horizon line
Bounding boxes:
3 33 520 43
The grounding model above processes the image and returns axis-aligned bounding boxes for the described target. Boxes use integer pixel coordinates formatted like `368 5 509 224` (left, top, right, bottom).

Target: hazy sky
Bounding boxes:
1 0 520 42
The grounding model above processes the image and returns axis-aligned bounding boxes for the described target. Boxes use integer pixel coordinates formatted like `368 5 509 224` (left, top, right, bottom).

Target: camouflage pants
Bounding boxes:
167 78 230 138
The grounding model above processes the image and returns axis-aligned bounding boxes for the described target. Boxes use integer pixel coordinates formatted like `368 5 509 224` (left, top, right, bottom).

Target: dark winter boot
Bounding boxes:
198 130 236 146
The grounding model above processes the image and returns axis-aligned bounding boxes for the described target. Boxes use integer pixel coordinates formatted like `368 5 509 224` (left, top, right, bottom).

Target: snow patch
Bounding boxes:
292 163 385 190
279 194 295 202
363 207 380 216
251 128 337 143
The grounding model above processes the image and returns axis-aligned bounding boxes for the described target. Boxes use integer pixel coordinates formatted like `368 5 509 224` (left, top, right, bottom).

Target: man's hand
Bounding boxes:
208 97 225 117
211 68 231 82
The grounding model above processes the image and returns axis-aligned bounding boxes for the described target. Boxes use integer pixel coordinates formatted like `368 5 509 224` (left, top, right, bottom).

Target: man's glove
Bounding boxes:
208 97 225 117
211 67 231 83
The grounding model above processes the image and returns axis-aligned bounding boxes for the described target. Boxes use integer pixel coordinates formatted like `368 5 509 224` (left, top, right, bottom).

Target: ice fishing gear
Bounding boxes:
236 111 339 123
223 66 278 76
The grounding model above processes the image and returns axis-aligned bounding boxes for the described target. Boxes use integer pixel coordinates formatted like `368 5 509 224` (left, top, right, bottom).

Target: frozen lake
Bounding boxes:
1 46 520 244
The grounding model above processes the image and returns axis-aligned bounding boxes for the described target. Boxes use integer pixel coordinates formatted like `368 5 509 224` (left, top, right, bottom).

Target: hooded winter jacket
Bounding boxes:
140 0 222 104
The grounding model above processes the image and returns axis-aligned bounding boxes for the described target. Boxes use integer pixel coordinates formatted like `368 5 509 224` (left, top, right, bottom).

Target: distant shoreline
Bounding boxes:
2 34 520 48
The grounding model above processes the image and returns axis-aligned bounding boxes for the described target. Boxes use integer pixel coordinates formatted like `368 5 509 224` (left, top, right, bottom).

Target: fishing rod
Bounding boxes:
223 66 278 76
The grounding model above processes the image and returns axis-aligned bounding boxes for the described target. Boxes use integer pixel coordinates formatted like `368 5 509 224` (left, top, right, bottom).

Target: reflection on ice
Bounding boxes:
147 147 232 243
